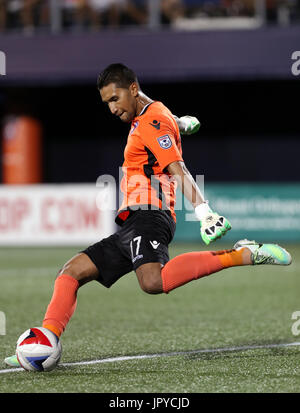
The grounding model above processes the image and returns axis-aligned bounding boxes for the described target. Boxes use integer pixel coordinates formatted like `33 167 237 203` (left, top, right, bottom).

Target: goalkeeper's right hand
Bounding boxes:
195 203 231 245
174 115 201 135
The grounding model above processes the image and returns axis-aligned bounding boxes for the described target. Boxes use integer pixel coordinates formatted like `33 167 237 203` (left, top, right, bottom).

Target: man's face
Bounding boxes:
100 82 137 123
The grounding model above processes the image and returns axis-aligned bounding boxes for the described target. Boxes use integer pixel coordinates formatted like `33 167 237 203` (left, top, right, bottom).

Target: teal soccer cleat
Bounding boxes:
234 239 292 265
4 354 20 368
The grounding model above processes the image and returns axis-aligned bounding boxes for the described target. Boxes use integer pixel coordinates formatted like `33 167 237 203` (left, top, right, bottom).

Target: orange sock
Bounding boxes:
161 248 245 293
42 274 79 337
211 248 245 268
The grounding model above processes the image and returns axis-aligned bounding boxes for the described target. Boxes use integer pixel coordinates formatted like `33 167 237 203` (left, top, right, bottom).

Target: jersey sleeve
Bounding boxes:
139 115 183 171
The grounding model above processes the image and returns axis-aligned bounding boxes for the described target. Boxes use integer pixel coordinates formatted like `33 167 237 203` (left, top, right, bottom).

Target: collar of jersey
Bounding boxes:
137 102 154 117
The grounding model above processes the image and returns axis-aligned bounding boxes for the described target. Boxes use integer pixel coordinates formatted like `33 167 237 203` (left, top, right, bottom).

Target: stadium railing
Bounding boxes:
0 0 299 35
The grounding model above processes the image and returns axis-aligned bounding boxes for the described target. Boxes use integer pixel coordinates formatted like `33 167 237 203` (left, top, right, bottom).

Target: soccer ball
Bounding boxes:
16 327 62 372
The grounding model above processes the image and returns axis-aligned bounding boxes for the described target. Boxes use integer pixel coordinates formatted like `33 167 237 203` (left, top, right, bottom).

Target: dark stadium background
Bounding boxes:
0 20 299 186
0 78 299 184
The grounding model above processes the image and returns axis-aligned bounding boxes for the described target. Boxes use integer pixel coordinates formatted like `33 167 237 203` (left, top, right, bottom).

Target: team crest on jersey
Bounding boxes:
129 121 139 135
157 135 172 149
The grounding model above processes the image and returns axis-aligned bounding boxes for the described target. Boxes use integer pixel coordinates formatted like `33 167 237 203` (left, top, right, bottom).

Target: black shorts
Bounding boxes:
82 209 176 288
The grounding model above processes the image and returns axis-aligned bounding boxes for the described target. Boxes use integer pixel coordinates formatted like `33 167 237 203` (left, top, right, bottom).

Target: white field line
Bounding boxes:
1 341 300 374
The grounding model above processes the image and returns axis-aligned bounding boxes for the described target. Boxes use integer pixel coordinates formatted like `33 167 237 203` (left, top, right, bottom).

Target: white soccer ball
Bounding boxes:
16 327 62 372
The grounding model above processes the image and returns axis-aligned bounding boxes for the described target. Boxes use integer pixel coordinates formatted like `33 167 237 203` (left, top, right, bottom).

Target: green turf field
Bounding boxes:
0 243 299 393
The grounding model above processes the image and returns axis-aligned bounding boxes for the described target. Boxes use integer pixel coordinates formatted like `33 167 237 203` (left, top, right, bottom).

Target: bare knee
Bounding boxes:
58 253 99 287
136 263 163 294
140 278 162 294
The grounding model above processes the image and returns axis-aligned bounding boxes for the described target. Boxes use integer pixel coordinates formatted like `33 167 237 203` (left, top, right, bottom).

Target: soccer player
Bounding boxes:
5 64 292 368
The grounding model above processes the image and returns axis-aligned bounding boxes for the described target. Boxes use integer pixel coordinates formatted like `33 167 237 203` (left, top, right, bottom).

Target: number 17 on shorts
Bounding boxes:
130 236 144 264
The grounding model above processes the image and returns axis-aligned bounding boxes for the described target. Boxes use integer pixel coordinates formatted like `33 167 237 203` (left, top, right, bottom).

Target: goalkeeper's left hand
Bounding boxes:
195 203 231 245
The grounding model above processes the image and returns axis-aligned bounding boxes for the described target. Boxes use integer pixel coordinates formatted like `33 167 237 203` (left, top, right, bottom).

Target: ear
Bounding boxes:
129 82 139 97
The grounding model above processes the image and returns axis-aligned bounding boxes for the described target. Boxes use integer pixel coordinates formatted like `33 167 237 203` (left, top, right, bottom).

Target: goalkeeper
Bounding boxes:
5 64 292 366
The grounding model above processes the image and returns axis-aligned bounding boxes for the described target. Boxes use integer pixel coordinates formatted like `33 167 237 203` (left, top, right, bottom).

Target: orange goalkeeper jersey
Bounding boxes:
116 101 183 225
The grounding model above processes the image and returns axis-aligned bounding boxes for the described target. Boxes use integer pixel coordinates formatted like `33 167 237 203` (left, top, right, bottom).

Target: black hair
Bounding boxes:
97 63 139 90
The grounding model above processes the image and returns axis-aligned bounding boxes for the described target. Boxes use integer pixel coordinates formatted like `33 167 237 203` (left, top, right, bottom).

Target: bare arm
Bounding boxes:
167 162 231 245
167 160 205 208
